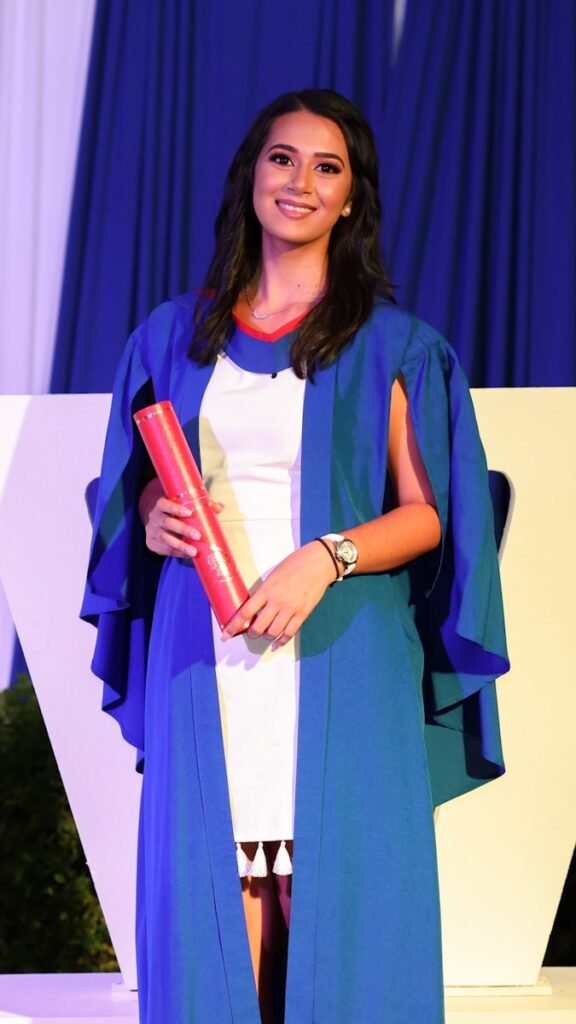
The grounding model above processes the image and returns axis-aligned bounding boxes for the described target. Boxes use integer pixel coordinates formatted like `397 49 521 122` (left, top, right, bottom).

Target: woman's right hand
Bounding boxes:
138 477 222 559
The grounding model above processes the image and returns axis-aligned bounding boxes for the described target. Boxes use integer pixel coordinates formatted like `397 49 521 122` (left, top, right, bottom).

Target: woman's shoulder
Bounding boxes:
135 291 197 341
124 292 200 370
358 299 461 373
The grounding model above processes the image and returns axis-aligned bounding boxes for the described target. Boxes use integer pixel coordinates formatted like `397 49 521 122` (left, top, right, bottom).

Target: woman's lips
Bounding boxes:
275 199 316 218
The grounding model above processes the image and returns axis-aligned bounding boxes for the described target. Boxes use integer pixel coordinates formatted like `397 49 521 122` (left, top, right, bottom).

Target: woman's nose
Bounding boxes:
287 161 314 194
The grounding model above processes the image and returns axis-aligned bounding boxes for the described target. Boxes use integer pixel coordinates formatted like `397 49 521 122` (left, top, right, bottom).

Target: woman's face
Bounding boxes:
252 110 353 251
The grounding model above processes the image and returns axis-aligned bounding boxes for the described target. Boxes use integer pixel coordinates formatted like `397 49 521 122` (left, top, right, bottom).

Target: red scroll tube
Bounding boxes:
134 400 250 629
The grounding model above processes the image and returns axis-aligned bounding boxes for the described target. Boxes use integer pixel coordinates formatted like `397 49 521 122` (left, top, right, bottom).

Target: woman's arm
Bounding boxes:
222 378 440 645
337 376 441 575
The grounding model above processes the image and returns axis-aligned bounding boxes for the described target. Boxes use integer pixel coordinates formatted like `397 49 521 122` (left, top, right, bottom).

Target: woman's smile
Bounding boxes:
275 199 317 217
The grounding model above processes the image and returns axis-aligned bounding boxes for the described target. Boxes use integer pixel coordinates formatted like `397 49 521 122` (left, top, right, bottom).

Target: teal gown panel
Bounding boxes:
81 295 509 1024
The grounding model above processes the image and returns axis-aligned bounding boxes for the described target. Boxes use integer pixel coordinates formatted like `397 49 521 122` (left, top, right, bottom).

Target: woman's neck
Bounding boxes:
250 237 328 310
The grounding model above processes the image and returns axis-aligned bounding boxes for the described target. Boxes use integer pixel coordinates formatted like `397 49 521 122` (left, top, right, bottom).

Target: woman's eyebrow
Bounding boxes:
265 143 345 167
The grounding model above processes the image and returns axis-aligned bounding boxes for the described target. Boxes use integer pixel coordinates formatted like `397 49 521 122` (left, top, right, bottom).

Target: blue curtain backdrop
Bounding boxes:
49 0 394 393
380 0 576 386
50 0 576 392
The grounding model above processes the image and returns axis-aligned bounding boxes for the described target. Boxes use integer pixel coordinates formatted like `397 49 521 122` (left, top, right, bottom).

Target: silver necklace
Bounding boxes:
244 290 310 321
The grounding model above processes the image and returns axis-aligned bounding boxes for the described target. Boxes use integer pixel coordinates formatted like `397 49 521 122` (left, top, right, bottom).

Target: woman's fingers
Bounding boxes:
222 601 300 647
220 593 299 645
158 530 198 558
270 614 302 650
155 496 192 516
253 605 297 642
142 494 226 558
221 593 265 639
145 498 204 557
246 598 284 639
154 513 201 541
221 543 333 643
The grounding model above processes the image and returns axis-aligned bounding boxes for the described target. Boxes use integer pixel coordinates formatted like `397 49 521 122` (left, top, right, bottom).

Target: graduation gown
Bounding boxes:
81 295 509 1024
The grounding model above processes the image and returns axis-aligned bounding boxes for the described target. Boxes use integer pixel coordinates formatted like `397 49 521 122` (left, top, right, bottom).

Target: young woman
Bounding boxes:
82 89 509 1024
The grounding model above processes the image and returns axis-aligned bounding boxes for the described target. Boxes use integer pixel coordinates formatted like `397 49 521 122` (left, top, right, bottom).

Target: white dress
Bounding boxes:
199 340 306 854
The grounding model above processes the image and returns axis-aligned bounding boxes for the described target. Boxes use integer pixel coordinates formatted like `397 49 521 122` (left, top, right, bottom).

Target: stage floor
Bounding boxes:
0 969 575 1023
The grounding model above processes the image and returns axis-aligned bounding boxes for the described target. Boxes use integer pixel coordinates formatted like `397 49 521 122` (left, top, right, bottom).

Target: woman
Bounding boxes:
82 90 509 1024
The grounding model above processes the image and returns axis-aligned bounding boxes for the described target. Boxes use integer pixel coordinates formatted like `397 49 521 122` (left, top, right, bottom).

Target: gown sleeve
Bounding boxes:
400 324 510 806
80 326 162 767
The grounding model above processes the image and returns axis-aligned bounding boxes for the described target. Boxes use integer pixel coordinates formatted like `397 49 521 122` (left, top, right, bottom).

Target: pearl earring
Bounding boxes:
342 205 352 217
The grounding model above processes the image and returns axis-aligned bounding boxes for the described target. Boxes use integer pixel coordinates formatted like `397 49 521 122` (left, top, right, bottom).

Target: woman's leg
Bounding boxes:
272 840 293 929
239 841 294 1022
240 846 279 1024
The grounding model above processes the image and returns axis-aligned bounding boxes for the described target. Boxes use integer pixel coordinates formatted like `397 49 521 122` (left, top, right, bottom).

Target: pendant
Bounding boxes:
250 310 271 321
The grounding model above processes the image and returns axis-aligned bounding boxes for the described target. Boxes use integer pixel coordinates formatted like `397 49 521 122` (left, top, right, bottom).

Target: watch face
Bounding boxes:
337 539 358 565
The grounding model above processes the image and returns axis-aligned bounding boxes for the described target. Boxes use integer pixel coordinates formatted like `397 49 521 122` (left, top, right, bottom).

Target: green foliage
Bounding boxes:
0 674 119 972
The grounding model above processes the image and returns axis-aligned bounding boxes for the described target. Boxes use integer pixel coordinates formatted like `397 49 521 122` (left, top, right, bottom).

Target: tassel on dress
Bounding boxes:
236 842 251 878
249 841 268 878
272 840 292 876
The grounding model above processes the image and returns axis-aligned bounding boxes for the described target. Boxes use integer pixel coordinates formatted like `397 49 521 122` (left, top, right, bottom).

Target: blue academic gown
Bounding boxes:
81 295 509 1023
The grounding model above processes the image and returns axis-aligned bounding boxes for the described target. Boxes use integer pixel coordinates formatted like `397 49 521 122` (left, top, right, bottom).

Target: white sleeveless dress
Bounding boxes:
198 327 306 867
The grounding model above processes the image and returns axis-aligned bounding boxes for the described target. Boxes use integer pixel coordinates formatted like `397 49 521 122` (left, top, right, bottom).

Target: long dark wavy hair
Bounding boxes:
189 89 395 378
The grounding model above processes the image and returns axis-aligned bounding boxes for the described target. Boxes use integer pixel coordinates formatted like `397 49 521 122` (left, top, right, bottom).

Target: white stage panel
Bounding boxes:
0 396 140 989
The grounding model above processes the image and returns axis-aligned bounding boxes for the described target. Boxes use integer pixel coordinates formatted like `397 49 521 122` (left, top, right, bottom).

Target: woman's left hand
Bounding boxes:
221 541 337 649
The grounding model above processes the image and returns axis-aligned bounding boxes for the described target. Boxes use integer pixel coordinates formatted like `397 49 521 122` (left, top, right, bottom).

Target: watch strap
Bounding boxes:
314 537 340 582
322 533 358 578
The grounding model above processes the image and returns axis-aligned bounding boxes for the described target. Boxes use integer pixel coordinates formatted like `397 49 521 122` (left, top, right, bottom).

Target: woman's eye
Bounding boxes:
267 153 341 174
